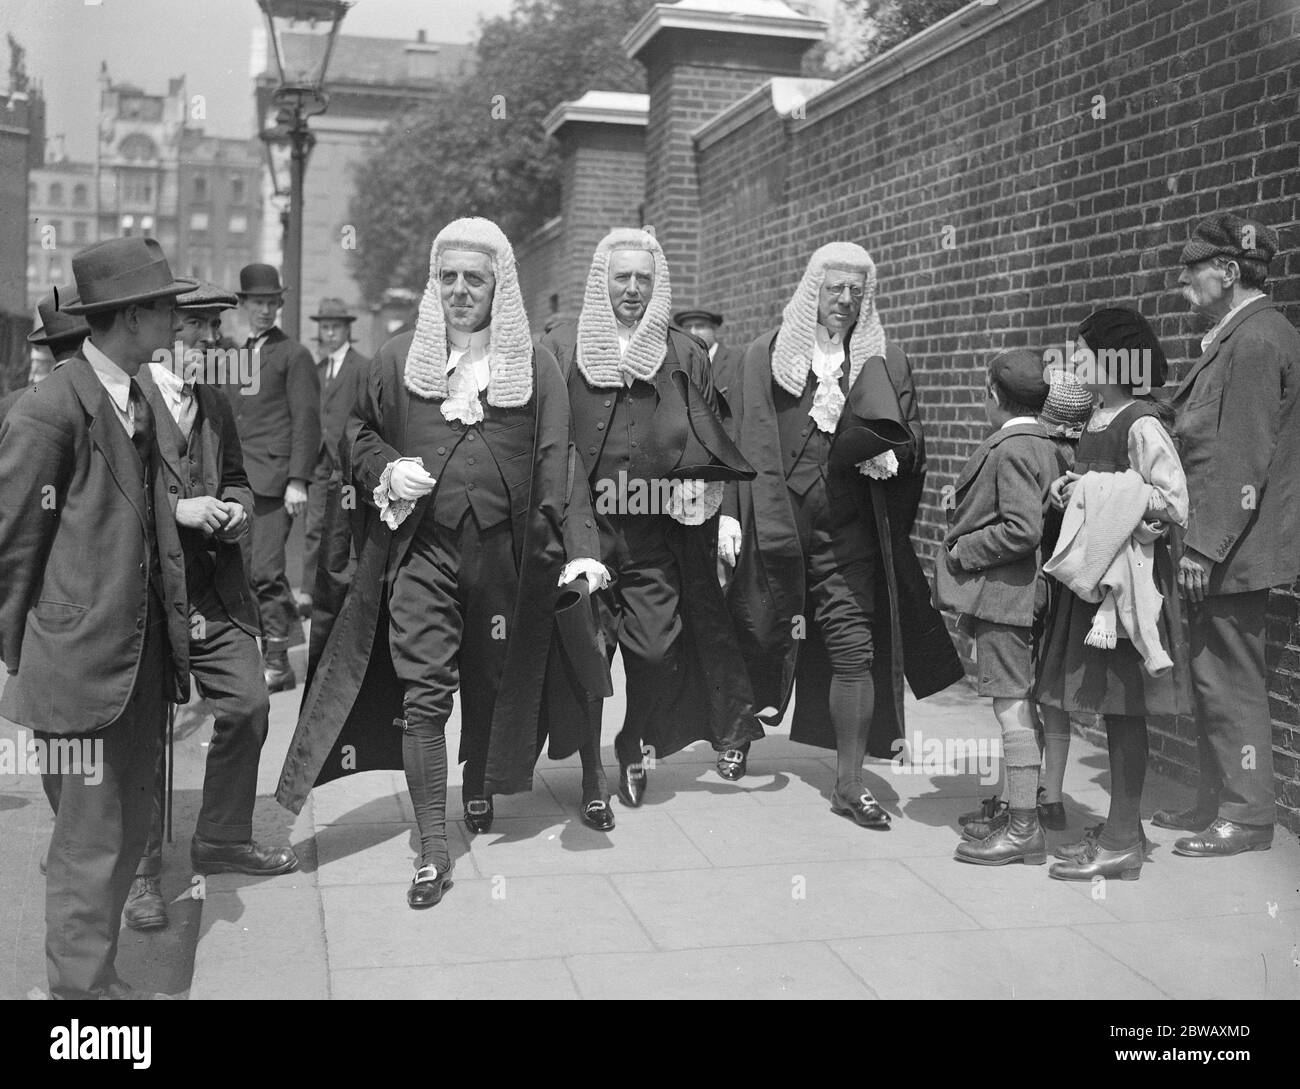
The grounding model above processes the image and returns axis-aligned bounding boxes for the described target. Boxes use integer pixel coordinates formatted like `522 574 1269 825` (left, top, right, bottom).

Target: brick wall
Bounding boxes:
516 216 565 334
693 0 1300 827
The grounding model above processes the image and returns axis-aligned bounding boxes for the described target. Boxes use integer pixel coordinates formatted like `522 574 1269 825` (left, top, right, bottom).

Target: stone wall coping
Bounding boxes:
693 76 833 149
544 91 650 139
623 0 827 62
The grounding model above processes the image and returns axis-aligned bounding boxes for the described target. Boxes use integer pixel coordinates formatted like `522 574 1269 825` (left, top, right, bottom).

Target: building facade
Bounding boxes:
0 85 43 392
176 130 263 289
26 159 96 308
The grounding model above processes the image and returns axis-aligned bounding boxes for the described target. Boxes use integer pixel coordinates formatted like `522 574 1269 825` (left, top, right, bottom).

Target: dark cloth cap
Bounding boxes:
176 280 239 312
673 308 723 327
62 237 196 314
989 348 1050 409
1180 212 1278 267
310 296 356 322
28 290 90 346
238 263 286 296
1077 307 1168 390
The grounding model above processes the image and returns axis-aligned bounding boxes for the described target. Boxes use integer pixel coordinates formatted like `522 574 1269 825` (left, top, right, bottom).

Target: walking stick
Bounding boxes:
166 703 175 844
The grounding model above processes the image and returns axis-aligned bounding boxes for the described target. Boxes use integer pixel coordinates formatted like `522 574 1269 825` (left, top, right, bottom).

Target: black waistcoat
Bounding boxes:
405 396 532 532
1074 400 1159 474
573 374 689 488
776 367 851 496
155 396 218 587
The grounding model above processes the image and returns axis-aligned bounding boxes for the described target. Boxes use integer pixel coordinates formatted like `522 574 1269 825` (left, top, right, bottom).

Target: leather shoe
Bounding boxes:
580 799 616 832
716 746 748 781
464 798 494 835
959 795 1002 826
955 807 1045 865
123 875 168 931
1036 787 1067 831
1056 822 1152 862
408 859 454 909
962 800 1009 841
1151 803 1217 832
617 762 647 807
1049 839 1143 881
191 836 300 876
830 788 891 829
1172 817 1272 857
295 590 313 619
264 662 296 693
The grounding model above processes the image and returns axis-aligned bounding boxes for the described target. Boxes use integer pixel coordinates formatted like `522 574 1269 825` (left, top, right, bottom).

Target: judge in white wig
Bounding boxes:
277 217 610 909
719 240 964 822
541 227 761 824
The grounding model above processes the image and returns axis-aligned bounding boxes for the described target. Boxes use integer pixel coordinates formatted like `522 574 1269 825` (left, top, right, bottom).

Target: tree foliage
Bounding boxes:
349 0 653 305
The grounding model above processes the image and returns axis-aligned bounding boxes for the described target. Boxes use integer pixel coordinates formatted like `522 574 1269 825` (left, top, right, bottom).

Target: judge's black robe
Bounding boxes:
276 334 604 813
723 327 964 757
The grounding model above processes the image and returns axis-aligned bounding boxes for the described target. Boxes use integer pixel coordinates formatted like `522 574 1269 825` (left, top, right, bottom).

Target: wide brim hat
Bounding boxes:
62 237 196 314
28 290 90 345
237 263 287 296
311 296 357 322
673 308 723 327
176 280 239 312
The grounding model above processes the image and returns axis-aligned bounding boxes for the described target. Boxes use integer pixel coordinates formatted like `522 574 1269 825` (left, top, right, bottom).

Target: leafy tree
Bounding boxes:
349 0 653 305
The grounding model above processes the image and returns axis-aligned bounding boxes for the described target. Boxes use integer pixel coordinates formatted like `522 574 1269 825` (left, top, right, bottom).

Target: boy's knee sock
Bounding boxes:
996 700 1042 810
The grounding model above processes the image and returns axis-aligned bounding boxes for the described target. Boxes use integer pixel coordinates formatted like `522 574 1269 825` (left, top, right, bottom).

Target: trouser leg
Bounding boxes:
250 492 294 643
301 455 331 598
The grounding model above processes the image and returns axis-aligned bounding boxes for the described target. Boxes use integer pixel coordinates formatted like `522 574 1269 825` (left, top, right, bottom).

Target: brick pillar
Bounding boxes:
623 0 824 308
544 92 649 318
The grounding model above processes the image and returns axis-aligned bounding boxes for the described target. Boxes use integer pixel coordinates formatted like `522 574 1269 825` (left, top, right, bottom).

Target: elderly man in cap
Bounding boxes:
0 292 90 422
0 237 193 999
107 281 297 930
277 218 608 908
300 297 370 613
674 306 745 414
227 263 320 692
719 242 963 827
541 228 759 821
1155 213 1300 856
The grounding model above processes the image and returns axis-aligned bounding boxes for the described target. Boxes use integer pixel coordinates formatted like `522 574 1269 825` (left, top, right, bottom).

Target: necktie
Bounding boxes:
176 381 197 442
128 378 155 476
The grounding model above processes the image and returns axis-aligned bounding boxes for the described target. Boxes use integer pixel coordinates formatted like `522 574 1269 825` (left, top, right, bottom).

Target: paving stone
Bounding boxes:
311 820 474 886
331 958 580 999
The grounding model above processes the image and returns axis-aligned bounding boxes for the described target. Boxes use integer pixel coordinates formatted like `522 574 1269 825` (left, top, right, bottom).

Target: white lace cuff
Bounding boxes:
667 479 724 525
559 558 611 591
857 450 899 480
375 456 424 531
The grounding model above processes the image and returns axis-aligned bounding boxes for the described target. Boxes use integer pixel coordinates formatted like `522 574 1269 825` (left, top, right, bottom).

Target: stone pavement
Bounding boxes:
4 646 1298 1001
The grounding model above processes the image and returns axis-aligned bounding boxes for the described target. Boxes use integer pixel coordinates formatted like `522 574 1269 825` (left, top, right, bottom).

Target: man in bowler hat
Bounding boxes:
0 237 193 998
674 306 745 412
301 297 369 613
227 263 320 692
1158 213 1300 855
0 291 90 422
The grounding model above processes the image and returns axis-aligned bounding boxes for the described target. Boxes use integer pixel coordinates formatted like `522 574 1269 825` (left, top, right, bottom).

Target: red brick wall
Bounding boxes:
693 0 1300 827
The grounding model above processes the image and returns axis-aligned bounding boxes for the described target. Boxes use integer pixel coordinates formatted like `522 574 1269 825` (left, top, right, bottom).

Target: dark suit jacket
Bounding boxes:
711 343 746 419
225 326 321 497
932 421 1065 627
0 356 190 734
316 345 369 471
1171 297 1300 594
136 367 261 637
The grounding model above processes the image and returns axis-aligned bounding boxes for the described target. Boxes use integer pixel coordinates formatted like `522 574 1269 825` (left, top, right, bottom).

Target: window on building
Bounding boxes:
229 213 248 234
194 176 207 201
50 220 64 240
231 176 246 204
122 173 154 204
48 182 63 205
73 183 89 208
190 211 209 231
119 133 159 161
74 221 89 242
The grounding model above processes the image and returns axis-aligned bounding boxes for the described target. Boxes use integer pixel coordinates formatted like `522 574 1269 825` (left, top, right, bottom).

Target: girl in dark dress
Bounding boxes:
1035 309 1189 881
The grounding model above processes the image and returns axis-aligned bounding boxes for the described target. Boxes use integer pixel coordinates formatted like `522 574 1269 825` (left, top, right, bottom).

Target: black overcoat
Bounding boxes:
276 334 605 814
723 328 963 756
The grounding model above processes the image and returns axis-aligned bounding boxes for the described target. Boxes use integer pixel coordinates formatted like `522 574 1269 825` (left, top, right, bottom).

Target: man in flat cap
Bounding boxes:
0 237 193 999
720 242 963 827
227 264 320 692
542 228 759 822
0 292 90 423
674 307 745 414
301 297 369 615
1157 213 1300 856
277 218 608 908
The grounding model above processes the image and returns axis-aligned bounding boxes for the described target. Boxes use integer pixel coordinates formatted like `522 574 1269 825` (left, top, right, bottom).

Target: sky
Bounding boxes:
2 0 515 161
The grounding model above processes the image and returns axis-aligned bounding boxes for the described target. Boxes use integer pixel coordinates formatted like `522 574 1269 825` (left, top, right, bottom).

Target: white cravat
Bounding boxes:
443 327 491 424
808 325 846 434
616 322 636 385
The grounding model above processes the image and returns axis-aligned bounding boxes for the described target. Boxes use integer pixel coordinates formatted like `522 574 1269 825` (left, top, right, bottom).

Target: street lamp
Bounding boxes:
261 129 292 247
256 0 351 338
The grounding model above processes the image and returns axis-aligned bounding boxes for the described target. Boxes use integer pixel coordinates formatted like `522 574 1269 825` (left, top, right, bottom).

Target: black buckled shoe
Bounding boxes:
464 798 494 835
830 788 891 829
716 746 749 781
408 859 454 910
1172 817 1273 857
1151 803 1218 832
191 836 300 876
617 762 647 808
580 799 616 832
123 875 168 931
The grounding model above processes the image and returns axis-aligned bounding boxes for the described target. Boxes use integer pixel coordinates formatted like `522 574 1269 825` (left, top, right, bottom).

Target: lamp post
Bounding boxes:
256 0 351 339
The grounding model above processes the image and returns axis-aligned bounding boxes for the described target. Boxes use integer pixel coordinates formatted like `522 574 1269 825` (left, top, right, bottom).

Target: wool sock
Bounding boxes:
830 672 875 796
1038 703 1071 803
1098 714 1148 851
994 699 1042 810
402 720 451 872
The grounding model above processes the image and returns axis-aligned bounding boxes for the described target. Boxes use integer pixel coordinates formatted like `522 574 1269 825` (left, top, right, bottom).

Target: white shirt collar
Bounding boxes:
149 360 191 400
811 323 844 381
1200 292 1265 351
708 342 717 362
329 342 349 366
82 338 133 416
1000 415 1038 430
447 327 491 392
615 320 636 361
